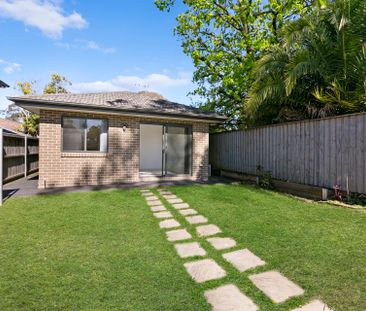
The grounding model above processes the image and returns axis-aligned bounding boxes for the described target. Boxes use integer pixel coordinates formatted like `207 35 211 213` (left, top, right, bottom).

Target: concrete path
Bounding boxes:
3 175 235 200
175 242 206 258
205 284 258 311
249 271 304 303
140 188 334 311
184 259 227 283
223 249 266 272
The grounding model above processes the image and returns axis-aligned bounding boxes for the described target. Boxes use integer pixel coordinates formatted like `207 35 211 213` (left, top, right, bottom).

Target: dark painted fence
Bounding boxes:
2 133 38 182
210 112 366 194
0 129 39 205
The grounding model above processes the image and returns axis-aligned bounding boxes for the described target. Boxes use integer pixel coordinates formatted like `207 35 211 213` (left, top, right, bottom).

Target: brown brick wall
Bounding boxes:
39 110 209 188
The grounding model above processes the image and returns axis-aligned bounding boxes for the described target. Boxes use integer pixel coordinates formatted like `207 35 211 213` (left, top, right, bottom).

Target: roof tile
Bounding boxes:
9 91 226 121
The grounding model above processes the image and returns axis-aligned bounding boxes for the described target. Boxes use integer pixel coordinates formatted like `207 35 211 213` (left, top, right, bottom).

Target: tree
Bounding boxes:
1 73 72 136
155 0 314 128
246 0 366 125
0 81 37 123
16 81 36 95
43 73 71 94
14 80 39 135
21 114 40 136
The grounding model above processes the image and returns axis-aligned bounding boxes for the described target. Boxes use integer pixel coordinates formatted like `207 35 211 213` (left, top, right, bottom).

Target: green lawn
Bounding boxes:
0 184 365 311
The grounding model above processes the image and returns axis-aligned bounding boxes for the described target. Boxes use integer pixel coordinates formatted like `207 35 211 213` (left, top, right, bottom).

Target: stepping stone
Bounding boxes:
184 259 226 283
159 219 181 229
147 200 163 207
178 208 198 216
140 189 151 193
196 224 222 237
153 211 173 219
249 271 304 303
292 300 334 311
158 189 171 194
172 203 189 209
207 237 237 250
163 194 177 199
150 205 167 212
174 242 206 258
145 196 159 201
141 192 154 197
185 215 208 225
167 198 184 204
204 284 259 311
223 249 266 272
166 229 192 242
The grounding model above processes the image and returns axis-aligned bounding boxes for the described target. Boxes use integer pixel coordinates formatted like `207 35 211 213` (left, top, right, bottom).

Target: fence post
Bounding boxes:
0 128 3 206
24 135 28 178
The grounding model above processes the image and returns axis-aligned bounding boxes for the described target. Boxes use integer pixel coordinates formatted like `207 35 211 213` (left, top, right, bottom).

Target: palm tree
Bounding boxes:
246 0 366 125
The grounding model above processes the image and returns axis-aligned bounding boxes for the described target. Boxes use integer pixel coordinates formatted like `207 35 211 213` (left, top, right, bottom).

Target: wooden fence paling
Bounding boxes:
2 133 39 183
210 112 366 194
0 129 3 206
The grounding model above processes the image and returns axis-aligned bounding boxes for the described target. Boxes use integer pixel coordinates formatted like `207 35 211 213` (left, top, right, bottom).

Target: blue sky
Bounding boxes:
0 0 195 111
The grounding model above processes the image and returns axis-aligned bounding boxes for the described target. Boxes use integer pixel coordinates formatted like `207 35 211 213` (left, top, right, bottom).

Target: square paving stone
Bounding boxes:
166 229 192 242
158 189 171 194
174 242 206 258
147 200 163 207
292 300 334 311
163 194 177 199
159 219 181 229
167 198 184 204
196 224 222 237
172 203 189 209
140 189 151 193
153 211 173 219
249 271 304 303
204 284 259 311
150 205 167 212
141 192 154 196
185 215 208 225
178 208 198 216
207 237 237 250
223 249 266 272
184 259 226 283
145 196 159 201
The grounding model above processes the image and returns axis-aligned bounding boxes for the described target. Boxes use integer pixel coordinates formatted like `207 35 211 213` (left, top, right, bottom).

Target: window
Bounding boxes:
62 117 108 152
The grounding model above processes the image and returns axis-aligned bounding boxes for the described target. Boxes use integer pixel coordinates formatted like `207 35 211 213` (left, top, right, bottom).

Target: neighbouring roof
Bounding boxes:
0 80 9 88
0 118 22 132
8 91 227 123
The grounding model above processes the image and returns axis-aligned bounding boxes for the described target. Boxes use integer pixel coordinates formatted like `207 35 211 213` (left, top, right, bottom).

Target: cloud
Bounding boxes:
84 40 116 53
0 0 87 38
0 59 21 73
54 39 116 54
71 72 192 93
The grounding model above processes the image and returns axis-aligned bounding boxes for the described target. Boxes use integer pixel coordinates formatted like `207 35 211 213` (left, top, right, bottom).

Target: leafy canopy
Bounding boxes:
44 73 71 94
246 0 366 125
156 0 314 128
2 73 72 136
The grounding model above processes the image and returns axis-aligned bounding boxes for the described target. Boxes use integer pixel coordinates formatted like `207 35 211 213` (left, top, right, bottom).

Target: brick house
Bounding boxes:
9 92 226 188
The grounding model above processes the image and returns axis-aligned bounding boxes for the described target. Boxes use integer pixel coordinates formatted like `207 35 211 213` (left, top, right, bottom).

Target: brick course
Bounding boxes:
39 110 209 188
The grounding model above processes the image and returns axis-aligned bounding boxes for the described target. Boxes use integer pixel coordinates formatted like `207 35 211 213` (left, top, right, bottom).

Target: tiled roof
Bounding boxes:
9 91 226 122
0 119 22 132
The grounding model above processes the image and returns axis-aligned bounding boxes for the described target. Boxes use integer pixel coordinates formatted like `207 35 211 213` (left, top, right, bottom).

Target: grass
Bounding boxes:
167 184 366 311
0 190 209 311
0 184 365 310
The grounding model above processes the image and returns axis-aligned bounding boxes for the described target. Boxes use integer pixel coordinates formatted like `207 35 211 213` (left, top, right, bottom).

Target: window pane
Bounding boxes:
63 118 85 151
166 126 191 175
86 119 108 151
